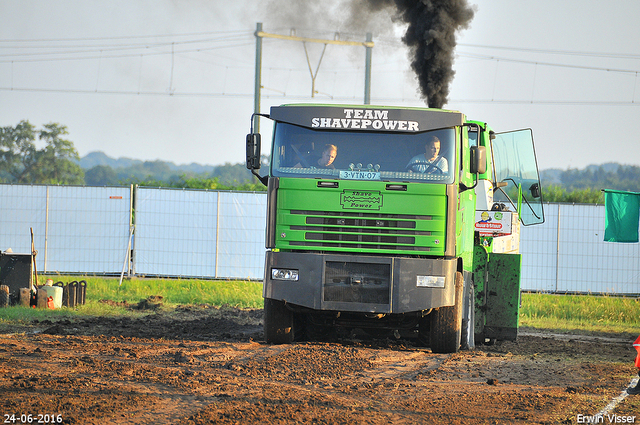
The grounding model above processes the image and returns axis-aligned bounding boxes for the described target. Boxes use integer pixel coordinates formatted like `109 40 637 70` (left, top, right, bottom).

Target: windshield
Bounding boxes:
271 123 456 183
492 129 545 225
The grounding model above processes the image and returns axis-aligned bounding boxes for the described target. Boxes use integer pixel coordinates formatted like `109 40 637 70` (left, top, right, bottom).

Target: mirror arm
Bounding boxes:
247 112 270 186
459 173 479 192
252 169 268 186
493 181 508 191
250 112 270 133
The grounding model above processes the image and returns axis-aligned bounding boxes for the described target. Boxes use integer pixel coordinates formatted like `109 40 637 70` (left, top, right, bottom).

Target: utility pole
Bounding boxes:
253 23 263 133
364 32 372 105
253 23 374 126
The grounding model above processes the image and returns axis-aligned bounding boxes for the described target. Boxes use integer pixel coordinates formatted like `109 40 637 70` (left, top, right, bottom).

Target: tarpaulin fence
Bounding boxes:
521 203 640 294
0 185 132 274
0 184 638 293
0 185 266 279
133 187 266 279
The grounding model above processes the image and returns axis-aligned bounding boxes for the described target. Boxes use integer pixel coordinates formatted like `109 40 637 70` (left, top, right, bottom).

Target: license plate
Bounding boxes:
339 171 381 181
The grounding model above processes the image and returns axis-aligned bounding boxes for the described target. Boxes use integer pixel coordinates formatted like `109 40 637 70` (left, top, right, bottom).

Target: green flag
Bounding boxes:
604 190 640 243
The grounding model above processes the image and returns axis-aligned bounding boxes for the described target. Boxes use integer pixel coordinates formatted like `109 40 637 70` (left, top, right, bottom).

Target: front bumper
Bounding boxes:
264 251 456 314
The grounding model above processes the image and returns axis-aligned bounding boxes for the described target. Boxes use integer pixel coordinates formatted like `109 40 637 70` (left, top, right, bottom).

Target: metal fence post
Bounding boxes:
44 186 49 273
119 184 135 286
555 203 561 292
215 192 220 278
130 185 137 277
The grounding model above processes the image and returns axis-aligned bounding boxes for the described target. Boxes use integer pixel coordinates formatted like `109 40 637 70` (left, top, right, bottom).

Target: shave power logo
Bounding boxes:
340 190 383 210
311 109 420 132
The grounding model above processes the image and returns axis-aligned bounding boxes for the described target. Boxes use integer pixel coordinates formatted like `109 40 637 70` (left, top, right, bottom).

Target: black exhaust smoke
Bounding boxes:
265 0 475 109
390 0 475 108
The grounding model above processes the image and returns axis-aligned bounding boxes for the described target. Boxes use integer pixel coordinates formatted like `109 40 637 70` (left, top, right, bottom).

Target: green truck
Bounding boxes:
246 104 544 353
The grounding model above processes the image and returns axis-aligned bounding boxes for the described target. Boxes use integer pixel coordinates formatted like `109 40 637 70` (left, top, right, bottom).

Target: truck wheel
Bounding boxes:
417 316 430 347
429 271 463 354
0 285 9 308
264 298 295 344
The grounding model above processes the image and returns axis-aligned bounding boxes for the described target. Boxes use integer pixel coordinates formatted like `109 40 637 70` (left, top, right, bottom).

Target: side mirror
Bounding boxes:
246 133 261 170
470 146 487 174
529 182 541 199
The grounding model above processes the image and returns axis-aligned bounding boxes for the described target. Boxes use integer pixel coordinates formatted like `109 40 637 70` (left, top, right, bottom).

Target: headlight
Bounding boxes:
271 268 299 281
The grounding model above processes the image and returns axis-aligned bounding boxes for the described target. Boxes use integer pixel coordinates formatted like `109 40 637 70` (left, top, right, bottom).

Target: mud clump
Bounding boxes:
135 295 164 310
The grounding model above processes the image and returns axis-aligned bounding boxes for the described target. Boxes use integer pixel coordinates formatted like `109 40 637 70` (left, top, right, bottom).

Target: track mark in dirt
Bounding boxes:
364 349 446 381
224 343 375 384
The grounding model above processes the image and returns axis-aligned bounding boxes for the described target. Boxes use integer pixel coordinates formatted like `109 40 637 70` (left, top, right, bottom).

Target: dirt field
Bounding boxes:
1 301 639 424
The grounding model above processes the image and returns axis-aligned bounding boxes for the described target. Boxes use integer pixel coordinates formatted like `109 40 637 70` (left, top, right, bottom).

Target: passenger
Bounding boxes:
296 144 338 169
406 136 448 174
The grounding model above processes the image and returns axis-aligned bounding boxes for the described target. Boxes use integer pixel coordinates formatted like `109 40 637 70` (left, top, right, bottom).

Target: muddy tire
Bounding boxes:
0 285 9 307
264 298 295 344
417 315 430 347
429 271 463 354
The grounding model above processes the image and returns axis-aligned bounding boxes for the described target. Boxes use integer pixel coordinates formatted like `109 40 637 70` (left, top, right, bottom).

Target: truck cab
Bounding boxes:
247 104 544 352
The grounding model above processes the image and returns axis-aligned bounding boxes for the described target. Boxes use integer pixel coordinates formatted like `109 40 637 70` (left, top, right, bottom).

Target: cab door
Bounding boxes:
491 129 545 225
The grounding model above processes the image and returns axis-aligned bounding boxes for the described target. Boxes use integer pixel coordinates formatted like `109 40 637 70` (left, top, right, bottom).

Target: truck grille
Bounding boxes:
324 261 390 304
290 210 433 252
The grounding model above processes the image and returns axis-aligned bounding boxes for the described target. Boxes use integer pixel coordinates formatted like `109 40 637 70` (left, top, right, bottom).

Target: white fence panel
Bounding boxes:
520 204 559 292
216 191 267 280
521 203 640 294
0 185 48 254
134 188 219 278
134 188 266 279
2 183 639 294
0 185 131 274
44 186 132 274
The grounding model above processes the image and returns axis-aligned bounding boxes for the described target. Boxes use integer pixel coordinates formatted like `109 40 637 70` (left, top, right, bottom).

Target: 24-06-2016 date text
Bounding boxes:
4 414 62 424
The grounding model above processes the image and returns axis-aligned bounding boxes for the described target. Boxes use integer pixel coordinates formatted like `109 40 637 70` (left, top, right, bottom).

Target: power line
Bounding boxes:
0 41 255 63
0 30 255 64
2 28 639 105
0 86 253 98
2 86 639 106
3 29 639 76
450 98 640 106
456 52 640 75
0 29 252 43
0 34 253 54
458 43 640 60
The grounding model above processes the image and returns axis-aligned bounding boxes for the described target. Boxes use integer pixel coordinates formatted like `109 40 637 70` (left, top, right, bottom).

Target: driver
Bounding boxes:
406 136 448 174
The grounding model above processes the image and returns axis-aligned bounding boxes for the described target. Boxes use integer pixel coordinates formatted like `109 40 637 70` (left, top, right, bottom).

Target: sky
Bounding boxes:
1 0 639 171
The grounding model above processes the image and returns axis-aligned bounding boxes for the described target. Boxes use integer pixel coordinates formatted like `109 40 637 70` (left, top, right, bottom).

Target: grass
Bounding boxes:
0 300 146 323
520 292 640 335
1 276 638 337
0 276 263 327
77 276 264 308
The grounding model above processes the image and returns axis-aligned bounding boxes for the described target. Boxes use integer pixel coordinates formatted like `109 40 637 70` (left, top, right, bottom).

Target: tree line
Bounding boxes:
83 161 266 191
539 164 640 204
0 120 266 191
0 121 83 185
2 120 636 202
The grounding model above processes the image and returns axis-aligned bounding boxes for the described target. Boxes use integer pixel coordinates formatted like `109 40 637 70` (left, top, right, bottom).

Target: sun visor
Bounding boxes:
269 105 465 133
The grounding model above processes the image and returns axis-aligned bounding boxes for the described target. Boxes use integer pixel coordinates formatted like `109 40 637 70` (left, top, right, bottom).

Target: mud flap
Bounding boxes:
460 271 475 350
473 246 521 342
472 246 488 343
485 253 521 341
